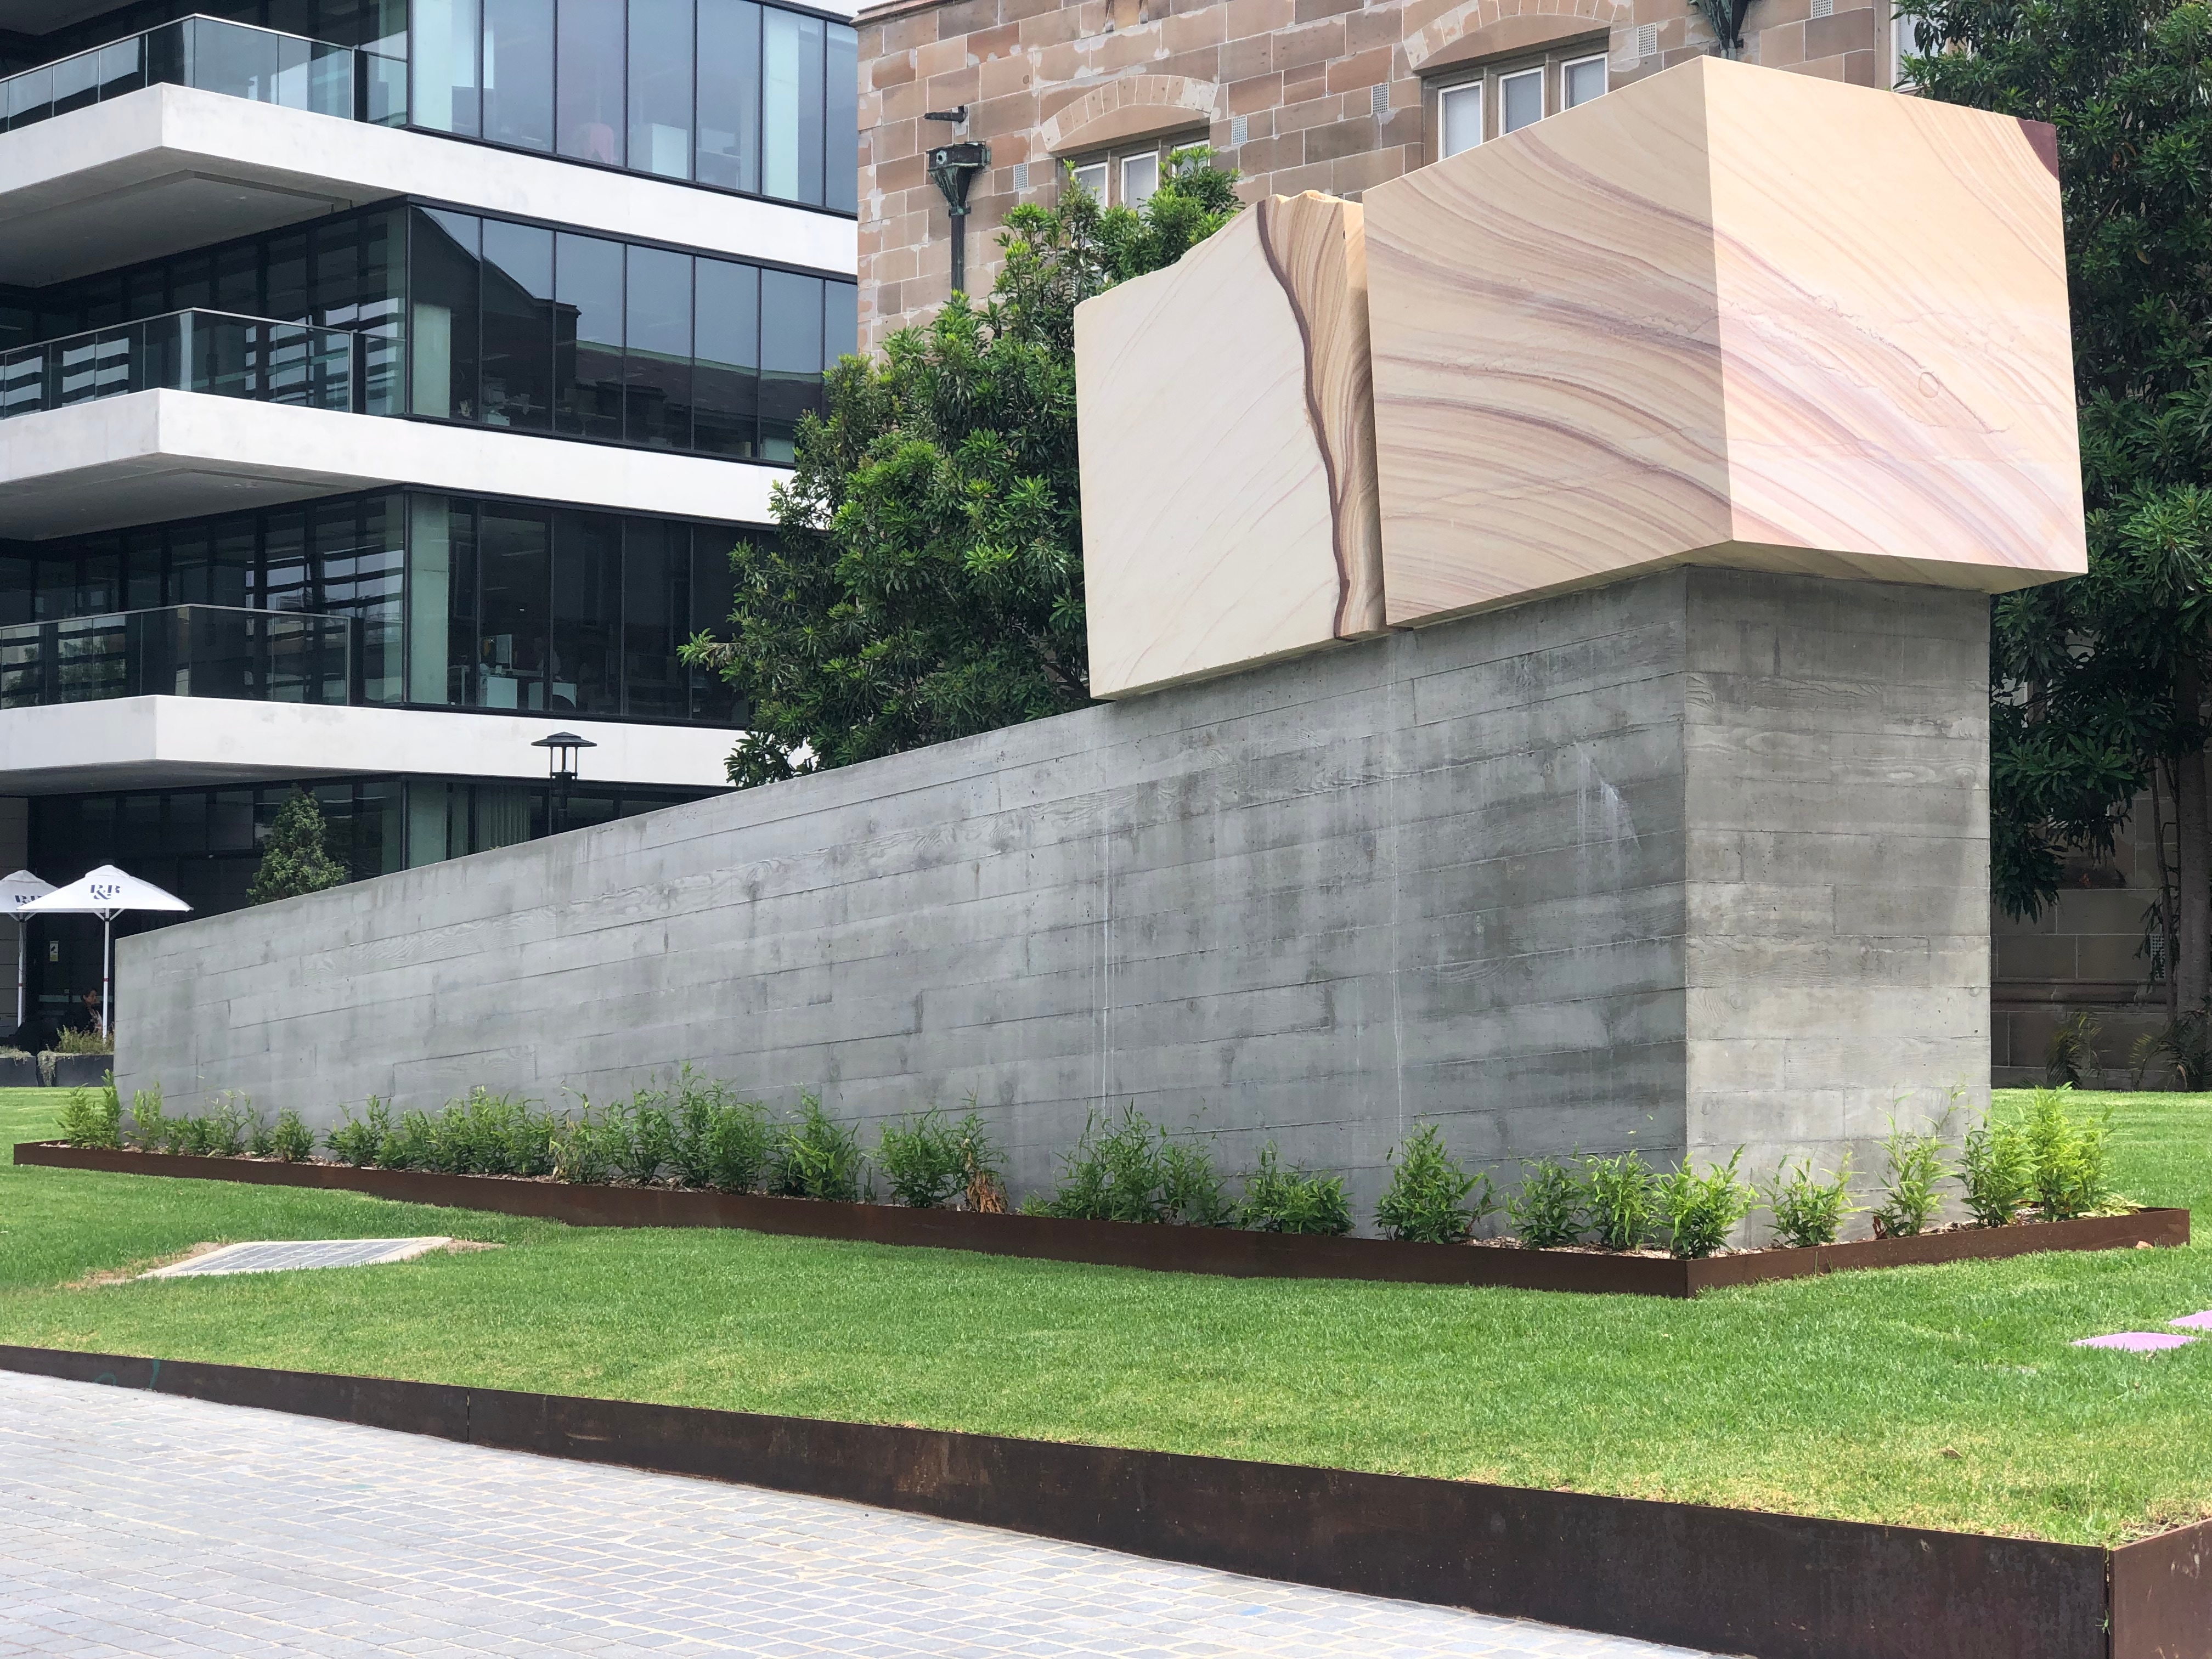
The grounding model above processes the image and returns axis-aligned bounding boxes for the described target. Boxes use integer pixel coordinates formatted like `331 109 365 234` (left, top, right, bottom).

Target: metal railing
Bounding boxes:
0 14 406 131
0 309 361 422
0 604 357 709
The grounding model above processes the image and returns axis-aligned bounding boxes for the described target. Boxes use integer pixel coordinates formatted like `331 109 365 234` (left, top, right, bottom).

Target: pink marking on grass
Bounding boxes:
2169 1312 2212 1331
2073 1331 2196 1352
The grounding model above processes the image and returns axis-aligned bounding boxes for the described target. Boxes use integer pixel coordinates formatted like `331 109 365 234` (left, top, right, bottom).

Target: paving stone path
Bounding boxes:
0 1371 1716 1658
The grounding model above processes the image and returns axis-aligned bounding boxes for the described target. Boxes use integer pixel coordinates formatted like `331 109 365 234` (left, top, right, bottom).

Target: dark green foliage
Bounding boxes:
56 1082 121 1149
1374 1124 1494 1244
246 788 348 906
597 1089 675 1185
1036 1106 1231 1224
1873 1113 1951 1238
1237 1143 1352 1235
123 1084 169 1152
1656 1151 1757 1260
1765 1155 1857 1248
551 1101 616 1186
949 1108 1010 1212
2023 1086 2118 1217
1960 1111 2036 1226
327 1098 391 1167
1506 1157 1584 1248
1905 0 2212 977
876 1108 968 1208
2133 1011 2212 1089
264 1108 315 1163
1159 1134 1234 1228
666 1071 772 1192
680 150 1244 786
376 1109 437 1171
1579 1149 1660 1252
769 1094 866 1201
2045 1012 2104 1087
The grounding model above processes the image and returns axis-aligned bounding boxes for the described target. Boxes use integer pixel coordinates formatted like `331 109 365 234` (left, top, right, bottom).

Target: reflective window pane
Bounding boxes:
554 232 624 441
1439 82 1481 156
413 0 481 133
1500 67 1542 133
476 507 549 710
697 0 761 191
1121 151 1158 208
759 269 822 462
624 246 692 449
410 208 481 421
692 258 758 459
826 22 857 214
1562 54 1606 108
551 510 620 714
482 0 554 149
629 0 695 179
482 218 555 430
620 518 686 718
557 0 625 164
762 7 824 203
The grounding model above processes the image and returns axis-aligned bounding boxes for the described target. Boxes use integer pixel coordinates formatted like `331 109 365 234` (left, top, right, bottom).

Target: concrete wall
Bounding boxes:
118 567 1989 1225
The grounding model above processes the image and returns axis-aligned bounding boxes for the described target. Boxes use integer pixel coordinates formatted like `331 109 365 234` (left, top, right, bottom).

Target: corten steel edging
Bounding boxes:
9 1142 2191 1296
2112 1517 2212 1659
0 1343 2131 1659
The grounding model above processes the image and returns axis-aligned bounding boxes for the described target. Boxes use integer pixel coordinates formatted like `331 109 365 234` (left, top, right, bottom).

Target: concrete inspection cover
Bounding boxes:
142 1238 454 1279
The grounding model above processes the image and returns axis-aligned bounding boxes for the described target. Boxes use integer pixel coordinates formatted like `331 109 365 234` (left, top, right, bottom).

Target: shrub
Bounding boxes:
204 1094 251 1158
1579 1149 1658 1251
666 1071 770 1192
1035 1107 1230 1224
877 1108 968 1208
328 1098 391 1167
952 1108 1009 1214
1159 1132 1235 1227
1872 1111 1950 1238
1506 1157 1583 1248
2042 1011 2102 1088
1237 1143 1352 1235
2021 1086 2115 1220
1765 1155 1855 1248
56 1081 121 1149
551 1099 616 1185
125 1084 170 1152
1959 1111 2034 1227
53 1026 113 1055
598 1088 675 1185
769 1094 865 1201
263 1107 316 1163
1657 1150 1756 1259
377 1108 437 1171
1375 1124 1492 1244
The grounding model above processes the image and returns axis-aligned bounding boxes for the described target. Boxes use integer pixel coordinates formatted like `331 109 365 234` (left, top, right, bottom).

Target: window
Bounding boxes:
1439 81 1482 157
1892 6 1920 86
1069 160 1107 201
1499 66 1543 133
1562 53 1606 108
1120 151 1159 208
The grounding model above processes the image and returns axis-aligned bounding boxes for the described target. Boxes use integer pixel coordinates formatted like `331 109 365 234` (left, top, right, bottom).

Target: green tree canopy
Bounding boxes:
247 789 348 906
1908 0 2212 1006
684 149 1243 787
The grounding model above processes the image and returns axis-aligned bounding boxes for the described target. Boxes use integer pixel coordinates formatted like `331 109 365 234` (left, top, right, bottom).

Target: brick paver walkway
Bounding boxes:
0 1371 1715 1657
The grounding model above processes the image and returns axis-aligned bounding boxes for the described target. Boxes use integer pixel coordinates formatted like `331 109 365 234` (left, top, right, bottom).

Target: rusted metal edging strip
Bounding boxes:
0 1342 2142 1659
9 1141 2191 1297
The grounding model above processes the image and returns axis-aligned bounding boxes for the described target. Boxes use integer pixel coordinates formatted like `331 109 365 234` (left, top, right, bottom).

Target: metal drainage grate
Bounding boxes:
143 1238 454 1279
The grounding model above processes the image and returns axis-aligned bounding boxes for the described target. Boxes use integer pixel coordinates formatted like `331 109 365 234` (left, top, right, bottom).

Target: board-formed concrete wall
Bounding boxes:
117 567 1990 1224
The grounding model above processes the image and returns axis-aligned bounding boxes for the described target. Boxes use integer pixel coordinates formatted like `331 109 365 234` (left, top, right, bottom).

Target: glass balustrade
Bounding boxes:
0 14 406 132
0 310 359 422
0 605 357 709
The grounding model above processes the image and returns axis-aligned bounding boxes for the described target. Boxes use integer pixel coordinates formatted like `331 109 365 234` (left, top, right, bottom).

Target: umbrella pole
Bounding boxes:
100 915 111 1039
13 918 22 1032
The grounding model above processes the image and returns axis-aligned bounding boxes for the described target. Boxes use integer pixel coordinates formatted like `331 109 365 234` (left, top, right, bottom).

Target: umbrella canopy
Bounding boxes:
22 865 189 922
0 871 54 1032
22 865 190 1037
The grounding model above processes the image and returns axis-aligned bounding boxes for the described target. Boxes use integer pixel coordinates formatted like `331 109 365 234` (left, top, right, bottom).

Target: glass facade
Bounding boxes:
20 772 712 1029
411 0 855 210
0 486 746 722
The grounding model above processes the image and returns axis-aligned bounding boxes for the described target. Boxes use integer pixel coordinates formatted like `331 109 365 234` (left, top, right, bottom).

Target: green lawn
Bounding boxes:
2 1087 2208 1546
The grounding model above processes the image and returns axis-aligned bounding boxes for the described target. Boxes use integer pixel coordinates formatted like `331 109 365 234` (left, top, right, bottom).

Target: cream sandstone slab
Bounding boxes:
1362 57 2086 627
1075 192 1384 699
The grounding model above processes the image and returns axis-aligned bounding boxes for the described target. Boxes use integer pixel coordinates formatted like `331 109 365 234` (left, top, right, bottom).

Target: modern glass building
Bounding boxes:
0 0 856 1033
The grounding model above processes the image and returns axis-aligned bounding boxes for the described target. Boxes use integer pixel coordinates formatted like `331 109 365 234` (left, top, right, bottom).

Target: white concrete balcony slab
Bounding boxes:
0 390 785 537
0 695 736 793
0 81 857 285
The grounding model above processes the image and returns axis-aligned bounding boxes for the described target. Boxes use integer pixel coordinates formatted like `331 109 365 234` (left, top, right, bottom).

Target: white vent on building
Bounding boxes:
1370 82 1389 117
1013 160 1031 191
1637 22 1658 58
1809 0 1833 16
1229 113 1248 146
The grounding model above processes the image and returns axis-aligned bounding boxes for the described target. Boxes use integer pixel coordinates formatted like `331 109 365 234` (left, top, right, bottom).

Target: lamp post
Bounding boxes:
926 116 991 300
532 730 597 836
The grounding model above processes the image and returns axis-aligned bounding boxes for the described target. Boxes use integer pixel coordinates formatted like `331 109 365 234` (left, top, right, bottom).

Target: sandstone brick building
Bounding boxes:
855 0 1917 343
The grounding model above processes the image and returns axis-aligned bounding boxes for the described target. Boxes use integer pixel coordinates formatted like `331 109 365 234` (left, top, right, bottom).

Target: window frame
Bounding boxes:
1560 50 1607 109
1424 36 1608 158
1059 131 1205 208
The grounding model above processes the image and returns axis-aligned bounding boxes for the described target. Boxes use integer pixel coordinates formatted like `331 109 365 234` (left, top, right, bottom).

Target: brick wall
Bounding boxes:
857 0 1901 345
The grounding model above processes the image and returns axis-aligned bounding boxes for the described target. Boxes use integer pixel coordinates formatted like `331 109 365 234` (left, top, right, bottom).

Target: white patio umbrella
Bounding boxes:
21 865 190 1038
0 871 54 1031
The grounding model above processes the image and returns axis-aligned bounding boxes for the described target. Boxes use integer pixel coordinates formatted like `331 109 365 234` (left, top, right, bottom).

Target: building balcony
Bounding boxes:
0 602 356 710
1 309 360 423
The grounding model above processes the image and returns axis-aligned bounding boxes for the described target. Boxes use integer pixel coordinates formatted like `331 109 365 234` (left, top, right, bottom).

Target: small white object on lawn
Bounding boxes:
142 1238 454 1279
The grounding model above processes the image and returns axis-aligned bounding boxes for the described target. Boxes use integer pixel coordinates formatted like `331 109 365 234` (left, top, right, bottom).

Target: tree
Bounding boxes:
682 149 1244 787
247 789 348 905
1905 0 2212 1009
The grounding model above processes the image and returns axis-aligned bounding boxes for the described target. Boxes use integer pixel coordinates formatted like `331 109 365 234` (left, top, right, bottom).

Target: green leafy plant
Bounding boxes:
1159 1132 1234 1227
2043 1011 2103 1087
1374 1124 1493 1244
53 1026 114 1054
263 1107 315 1163
1237 1143 1352 1235
2021 1086 2117 1220
247 787 348 905
1040 1107 1167 1222
596 1088 675 1184
125 1084 171 1152
951 1107 1009 1213
1765 1155 1855 1248
769 1094 865 1201
1873 1111 1951 1238
327 1098 391 1167
876 1107 968 1209
663 1070 769 1192
551 1099 615 1186
1657 1150 1757 1260
1959 1110 2035 1227
1579 1149 1660 1251
55 1080 121 1149
1506 1157 1584 1248
376 1108 437 1171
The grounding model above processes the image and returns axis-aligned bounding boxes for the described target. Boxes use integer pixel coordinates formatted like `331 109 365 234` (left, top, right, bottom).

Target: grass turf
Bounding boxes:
2 1087 2208 1545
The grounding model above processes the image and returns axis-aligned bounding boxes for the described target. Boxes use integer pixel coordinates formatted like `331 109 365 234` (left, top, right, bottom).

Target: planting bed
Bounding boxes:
11 1141 2188 1295
0 1340 2203 1659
